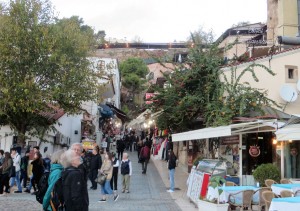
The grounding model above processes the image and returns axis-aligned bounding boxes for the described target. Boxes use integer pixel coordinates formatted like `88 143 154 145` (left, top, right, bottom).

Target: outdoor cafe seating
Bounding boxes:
269 196 300 211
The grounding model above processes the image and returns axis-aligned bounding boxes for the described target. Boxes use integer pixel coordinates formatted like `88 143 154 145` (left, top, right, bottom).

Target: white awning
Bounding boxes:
172 120 277 142
275 124 300 141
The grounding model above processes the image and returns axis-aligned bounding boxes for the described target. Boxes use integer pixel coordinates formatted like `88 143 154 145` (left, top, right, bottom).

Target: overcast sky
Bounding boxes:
6 0 268 42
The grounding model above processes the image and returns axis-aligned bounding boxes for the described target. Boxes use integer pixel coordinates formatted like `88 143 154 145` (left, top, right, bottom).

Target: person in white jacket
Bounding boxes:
10 147 22 193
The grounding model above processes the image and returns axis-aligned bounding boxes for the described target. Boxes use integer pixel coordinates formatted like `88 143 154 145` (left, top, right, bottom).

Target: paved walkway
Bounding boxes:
0 150 193 211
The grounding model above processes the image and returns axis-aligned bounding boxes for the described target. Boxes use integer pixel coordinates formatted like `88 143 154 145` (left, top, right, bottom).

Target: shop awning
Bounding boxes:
106 103 129 122
275 124 300 141
172 120 277 142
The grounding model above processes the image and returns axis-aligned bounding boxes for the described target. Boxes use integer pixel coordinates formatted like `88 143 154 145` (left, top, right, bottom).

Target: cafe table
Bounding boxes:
269 196 300 211
218 186 259 203
271 184 300 196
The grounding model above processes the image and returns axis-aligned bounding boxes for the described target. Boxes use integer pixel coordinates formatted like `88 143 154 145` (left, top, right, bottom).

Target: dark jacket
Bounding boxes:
31 159 44 180
116 139 125 151
90 154 102 171
168 155 177 170
20 155 29 171
62 166 89 211
1 158 12 175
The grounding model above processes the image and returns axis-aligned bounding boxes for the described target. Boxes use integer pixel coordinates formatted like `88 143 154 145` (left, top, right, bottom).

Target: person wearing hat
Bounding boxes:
110 152 119 193
10 147 22 193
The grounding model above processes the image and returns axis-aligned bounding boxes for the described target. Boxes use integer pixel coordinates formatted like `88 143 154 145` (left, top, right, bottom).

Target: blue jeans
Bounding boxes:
169 169 175 191
101 180 113 195
27 175 35 191
10 170 22 191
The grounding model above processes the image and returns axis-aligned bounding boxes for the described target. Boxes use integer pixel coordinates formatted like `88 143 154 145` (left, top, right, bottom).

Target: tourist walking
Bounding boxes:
140 144 151 174
110 152 119 193
10 147 22 193
0 152 13 196
89 146 102 190
19 150 29 188
136 139 143 159
98 152 119 202
167 150 177 193
121 153 132 193
116 138 125 160
25 152 44 194
43 150 65 211
71 143 88 182
62 149 89 211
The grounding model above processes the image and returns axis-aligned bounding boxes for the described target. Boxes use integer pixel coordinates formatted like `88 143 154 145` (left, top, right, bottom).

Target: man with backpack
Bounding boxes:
140 143 151 174
120 153 132 193
20 150 29 189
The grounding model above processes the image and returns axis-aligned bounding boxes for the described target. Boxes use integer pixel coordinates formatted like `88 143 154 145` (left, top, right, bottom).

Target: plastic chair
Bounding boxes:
280 178 291 184
252 187 271 211
265 179 277 187
225 181 237 186
262 191 276 211
280 190 293 198
228 190 254 211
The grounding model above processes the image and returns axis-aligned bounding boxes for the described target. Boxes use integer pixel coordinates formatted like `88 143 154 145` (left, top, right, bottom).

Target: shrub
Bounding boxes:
252 163 280 186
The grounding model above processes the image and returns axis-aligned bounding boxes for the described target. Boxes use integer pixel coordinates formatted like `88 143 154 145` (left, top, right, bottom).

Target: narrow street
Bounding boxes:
0 150 186 211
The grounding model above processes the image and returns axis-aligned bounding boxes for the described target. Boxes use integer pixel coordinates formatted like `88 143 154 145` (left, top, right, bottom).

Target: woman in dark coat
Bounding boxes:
0 152 13 195
62 149 89 211
26 152 44 193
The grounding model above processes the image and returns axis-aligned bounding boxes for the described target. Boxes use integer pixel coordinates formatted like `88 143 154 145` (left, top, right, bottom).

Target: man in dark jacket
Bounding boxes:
20 151 29 188
116 139 125 160
167 150 177 193
62 150 89 211
89 147 102 190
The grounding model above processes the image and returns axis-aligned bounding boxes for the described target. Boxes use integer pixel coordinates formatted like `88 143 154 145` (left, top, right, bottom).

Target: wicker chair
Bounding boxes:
251 187 271 211
280 178 291 184
265 179 277 187
262 191 276 211
280 190 293 197
226 181 237 186
228 190 254 211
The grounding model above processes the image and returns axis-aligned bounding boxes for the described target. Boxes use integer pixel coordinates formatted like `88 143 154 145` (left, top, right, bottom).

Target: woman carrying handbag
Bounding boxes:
98 152 119 202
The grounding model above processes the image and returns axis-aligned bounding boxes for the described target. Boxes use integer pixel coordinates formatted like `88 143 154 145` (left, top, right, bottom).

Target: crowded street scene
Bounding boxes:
1 0 300 211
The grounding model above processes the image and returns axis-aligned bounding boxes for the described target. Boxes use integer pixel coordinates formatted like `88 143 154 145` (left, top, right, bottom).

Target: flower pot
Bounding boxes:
197 200 229 211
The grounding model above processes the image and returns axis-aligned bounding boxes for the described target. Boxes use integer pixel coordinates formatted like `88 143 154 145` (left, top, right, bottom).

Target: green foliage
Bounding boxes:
209 176 226 196
0 0 99 144
151 28 279 131
253 163 280 187
193 156 203 166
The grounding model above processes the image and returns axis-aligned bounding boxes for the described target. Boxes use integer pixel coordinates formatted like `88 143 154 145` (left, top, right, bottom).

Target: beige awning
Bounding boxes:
172 120 277 142
276 124 300 141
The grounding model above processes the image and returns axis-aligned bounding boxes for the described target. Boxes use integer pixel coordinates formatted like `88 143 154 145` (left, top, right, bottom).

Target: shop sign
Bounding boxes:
220 135 239 145
249 145 260 157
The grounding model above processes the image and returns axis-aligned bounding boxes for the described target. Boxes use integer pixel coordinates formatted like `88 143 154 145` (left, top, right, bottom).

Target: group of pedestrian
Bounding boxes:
0 147 34 196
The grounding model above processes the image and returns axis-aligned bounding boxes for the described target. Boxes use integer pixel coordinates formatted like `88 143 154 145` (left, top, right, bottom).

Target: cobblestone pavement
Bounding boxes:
0 150 182 211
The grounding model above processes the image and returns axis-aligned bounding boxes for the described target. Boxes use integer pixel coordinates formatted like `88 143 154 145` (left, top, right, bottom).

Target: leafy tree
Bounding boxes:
151 31 278 132
0 0 99 145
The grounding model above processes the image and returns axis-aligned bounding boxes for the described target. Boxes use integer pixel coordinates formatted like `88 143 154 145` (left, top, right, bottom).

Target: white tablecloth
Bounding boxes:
206 186 259 203
271 184 300 195
269 197 300 211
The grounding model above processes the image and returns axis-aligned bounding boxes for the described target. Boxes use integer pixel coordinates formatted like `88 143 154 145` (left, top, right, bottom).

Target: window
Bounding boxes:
288 69 294 79
285 65 298 83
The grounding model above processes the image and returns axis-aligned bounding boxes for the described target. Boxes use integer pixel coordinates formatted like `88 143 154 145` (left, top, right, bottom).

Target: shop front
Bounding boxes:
276 124 300 181
172 120 278 185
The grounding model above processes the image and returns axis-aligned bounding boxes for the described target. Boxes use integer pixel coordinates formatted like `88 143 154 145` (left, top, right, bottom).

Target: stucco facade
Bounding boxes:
222 47 300 115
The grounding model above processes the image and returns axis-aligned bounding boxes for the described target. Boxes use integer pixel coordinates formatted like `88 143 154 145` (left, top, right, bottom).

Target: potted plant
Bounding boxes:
198 175 229 211
252 163 280 186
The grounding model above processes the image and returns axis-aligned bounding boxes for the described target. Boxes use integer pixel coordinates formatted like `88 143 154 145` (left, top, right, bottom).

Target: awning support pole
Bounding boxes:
239 133 243 185
281 141 284 178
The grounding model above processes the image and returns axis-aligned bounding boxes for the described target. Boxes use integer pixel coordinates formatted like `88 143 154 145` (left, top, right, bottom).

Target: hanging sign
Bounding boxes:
249 145 260 157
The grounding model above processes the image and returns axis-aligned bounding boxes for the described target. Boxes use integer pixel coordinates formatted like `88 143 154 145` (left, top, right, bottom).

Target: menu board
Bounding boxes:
187 169 210 204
